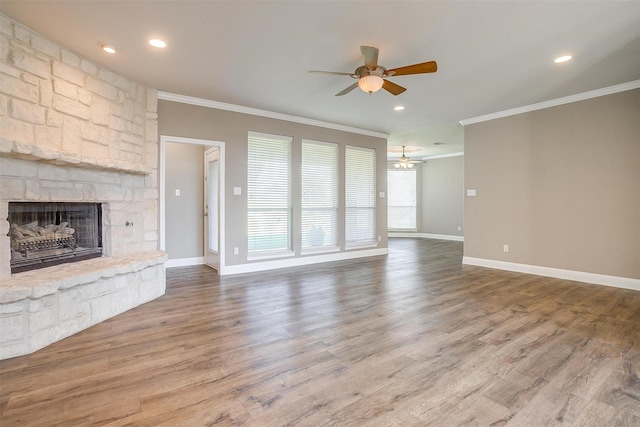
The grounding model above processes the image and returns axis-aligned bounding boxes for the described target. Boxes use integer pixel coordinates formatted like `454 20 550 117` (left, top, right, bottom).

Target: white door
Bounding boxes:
204 147 220 270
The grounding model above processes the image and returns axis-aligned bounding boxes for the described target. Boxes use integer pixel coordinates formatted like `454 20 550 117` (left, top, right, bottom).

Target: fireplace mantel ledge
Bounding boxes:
1 251 167 304
0 139 152 175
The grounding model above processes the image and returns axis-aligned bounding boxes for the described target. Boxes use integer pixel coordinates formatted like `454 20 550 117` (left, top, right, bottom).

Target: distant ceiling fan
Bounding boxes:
393 146 423 169
309 46 437 96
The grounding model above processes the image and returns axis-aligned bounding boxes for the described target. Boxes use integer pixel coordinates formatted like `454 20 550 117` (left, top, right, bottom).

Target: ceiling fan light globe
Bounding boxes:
358 75 384 94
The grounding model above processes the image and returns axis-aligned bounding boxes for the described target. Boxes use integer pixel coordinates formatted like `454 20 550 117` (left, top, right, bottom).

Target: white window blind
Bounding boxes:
301 140 338 250
345 145 376 247
247 132 292 254
388 169 417 230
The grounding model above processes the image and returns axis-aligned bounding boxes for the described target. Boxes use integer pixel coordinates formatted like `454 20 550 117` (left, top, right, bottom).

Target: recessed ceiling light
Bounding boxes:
100 44 117 54
554 55 572 64
149 39 166 48
394 106 405 111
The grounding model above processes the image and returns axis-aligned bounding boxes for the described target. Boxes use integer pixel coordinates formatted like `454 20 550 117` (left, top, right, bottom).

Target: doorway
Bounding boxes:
159 135 225 273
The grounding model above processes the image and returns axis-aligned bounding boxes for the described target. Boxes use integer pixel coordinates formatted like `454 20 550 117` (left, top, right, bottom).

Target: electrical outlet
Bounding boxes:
503 244 509 253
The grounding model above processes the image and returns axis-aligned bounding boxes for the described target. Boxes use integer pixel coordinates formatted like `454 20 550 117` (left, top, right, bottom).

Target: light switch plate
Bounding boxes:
466 189 477 196
233 187 242 195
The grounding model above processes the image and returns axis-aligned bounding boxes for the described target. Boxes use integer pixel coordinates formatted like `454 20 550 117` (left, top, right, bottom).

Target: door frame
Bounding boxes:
204 146 220 270
159 135 226 274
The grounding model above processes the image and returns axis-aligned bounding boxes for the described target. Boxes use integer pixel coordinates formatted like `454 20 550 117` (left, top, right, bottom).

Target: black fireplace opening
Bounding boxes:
8 202 103 274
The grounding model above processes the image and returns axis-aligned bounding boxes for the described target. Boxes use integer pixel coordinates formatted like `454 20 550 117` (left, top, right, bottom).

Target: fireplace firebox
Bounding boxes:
8 202 103 273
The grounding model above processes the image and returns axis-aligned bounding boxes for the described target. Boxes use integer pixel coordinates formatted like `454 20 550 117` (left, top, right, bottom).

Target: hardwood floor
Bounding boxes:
1 238 639 426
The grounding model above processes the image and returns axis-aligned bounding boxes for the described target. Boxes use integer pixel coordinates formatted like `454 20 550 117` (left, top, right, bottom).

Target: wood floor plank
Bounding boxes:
1 238 639 426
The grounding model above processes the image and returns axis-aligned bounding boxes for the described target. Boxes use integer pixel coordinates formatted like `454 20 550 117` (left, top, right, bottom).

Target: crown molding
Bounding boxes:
421 152 464 160
459 79 640 126
386 152 463 162
157 91 389 139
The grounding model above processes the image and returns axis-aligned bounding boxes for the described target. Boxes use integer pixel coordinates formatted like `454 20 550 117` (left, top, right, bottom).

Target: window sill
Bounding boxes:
247 250 295 261
301 245 340 256
345 242 378 251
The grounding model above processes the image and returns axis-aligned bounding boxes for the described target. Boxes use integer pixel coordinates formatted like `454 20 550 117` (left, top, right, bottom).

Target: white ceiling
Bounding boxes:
2 1 639 159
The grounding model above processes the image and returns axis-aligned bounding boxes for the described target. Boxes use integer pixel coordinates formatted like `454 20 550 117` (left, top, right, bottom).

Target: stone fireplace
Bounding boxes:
0 14 166 360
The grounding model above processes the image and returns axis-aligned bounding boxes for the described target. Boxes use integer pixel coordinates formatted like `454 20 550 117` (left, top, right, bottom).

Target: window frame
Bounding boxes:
345 145 377 249
301 139 339 254
387 168 418 231
247 131 293 259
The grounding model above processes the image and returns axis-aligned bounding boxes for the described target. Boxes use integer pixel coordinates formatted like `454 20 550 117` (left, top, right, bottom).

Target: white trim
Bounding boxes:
459 79 640 126
159 135 227 274
300 246 340 256
247 250 296 261
158 91 389 139
462 257 640 292
421 152 464 160
165 257 204 268
204 146 222 271
345 243 379 250
159 138 167 251
389 232 464 242
222 248 388 276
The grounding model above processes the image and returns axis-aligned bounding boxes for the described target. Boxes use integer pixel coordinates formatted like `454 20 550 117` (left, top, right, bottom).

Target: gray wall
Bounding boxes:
464 88 640 279
164 142 205 259
158 100 388 266
419 156 464 236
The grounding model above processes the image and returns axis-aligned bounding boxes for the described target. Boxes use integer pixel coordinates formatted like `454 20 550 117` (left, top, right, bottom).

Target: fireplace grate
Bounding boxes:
14 235 77 257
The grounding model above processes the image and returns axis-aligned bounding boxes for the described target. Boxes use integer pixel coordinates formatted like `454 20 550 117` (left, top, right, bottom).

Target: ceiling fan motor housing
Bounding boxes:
355 65 387 78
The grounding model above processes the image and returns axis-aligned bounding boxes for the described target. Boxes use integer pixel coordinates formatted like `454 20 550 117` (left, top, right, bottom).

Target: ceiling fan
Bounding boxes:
309 46 437 96
392 146 423 169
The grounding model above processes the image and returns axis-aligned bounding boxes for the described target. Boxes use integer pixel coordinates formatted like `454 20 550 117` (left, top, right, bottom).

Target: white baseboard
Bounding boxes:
165 257 204 268
389 232 464 242
221 248 388 275
462 256 640 292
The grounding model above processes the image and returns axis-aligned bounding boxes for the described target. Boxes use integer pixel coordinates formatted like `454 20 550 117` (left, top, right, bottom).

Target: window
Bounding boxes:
247 132 292 255
345 145 376 247
301 140 338 251
388 169 417 230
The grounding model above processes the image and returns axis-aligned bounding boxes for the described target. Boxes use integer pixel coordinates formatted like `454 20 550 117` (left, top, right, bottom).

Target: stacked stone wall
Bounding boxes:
0 13 160 278
0 14 156 173
0 14 164 359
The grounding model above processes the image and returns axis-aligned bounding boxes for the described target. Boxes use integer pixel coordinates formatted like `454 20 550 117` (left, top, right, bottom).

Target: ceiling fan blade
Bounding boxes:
386 61 437 76
382 79 406 96
335 82 358 96
309 70 355 77
360 46 379 68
